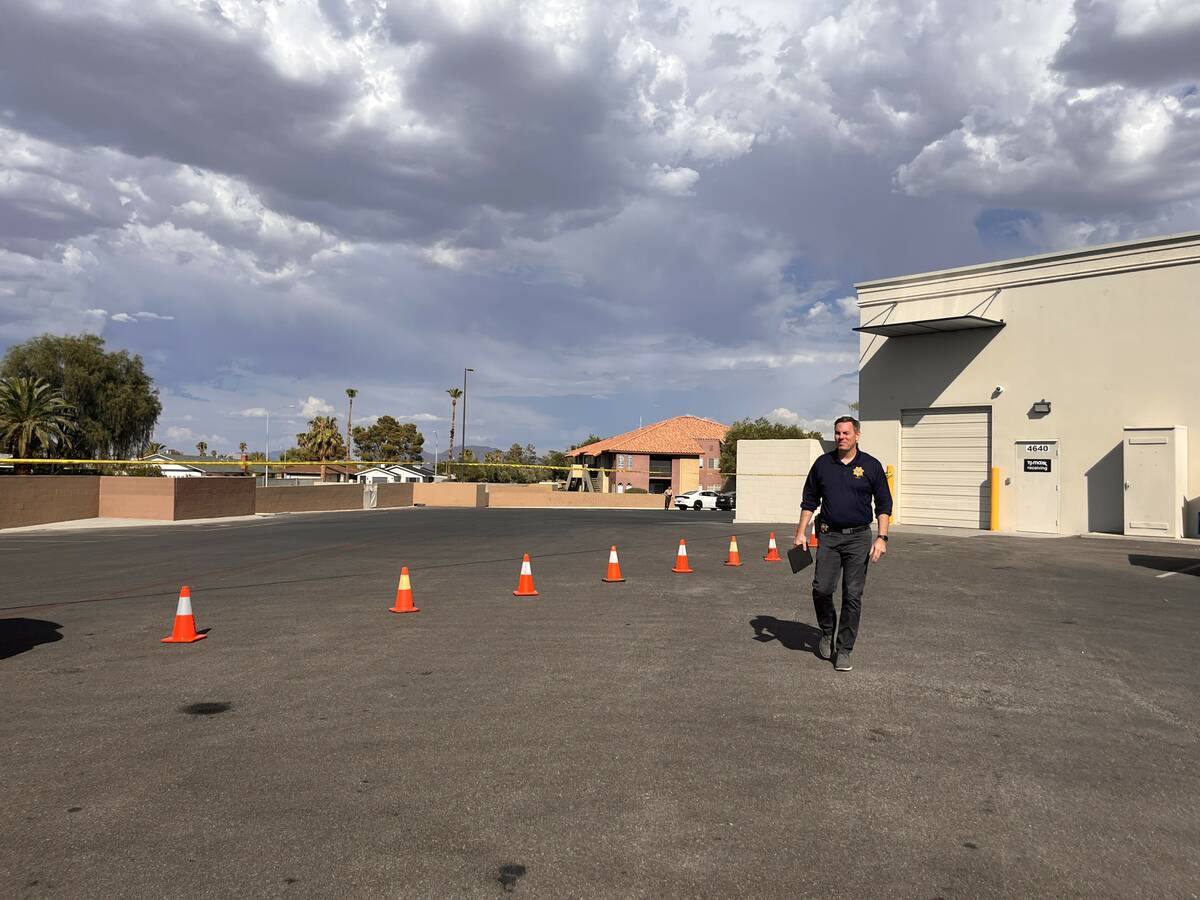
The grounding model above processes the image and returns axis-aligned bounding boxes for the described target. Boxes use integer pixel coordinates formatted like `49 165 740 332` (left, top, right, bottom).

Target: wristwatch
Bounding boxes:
877 535 889 543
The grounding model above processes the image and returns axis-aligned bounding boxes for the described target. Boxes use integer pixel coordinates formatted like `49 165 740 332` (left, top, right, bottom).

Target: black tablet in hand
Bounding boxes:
788 545 812 574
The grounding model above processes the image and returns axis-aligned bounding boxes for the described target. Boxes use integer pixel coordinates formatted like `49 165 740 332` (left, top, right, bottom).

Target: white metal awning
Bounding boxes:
854 314 1004 338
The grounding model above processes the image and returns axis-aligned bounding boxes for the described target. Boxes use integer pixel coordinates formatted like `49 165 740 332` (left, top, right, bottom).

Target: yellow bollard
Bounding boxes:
990 467 1001 531
885 464 897 524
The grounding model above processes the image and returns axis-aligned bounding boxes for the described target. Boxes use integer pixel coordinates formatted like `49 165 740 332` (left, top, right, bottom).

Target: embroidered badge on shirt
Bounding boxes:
852 466 865 478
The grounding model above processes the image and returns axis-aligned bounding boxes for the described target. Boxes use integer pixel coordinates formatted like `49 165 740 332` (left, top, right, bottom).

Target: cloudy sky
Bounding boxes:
1 0 1198 456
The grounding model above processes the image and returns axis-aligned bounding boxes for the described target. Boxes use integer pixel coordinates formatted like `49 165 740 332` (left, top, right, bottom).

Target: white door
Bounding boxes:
1123 427 1187 538
1014 441 1059 533
901 407 992 528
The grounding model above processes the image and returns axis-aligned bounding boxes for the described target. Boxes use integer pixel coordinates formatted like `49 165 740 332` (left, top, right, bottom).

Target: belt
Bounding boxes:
819 523 871 534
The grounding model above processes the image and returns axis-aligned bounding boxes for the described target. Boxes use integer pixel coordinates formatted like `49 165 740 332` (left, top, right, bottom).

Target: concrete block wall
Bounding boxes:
413 483 487 507
487 491 663 509
376 483 416 508
173 478 256 520
255 484 365 514
0 476 101 529
99 477 176 520
734 439 825 524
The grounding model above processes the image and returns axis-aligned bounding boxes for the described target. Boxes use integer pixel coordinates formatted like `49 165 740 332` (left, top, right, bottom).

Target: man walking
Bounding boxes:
793 416 892 671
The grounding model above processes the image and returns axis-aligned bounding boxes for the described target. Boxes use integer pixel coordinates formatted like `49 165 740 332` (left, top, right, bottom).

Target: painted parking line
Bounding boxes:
1156 562 1200 579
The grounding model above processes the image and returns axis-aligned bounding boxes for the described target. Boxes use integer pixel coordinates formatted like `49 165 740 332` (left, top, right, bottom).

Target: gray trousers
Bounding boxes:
811 529 872 653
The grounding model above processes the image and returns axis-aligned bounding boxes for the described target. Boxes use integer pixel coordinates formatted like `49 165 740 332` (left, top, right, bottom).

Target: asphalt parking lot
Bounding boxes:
2 508 1199 899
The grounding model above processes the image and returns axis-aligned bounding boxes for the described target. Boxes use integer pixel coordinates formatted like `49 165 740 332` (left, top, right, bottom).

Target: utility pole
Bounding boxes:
461 367 474 481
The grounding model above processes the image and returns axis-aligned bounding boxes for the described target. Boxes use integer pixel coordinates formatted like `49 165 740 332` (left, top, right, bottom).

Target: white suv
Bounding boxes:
675 490 720 510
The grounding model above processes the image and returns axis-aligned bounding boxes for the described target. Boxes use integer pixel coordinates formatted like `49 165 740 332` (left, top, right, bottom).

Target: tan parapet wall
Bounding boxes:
734 439 825 524
412 483 487 507
173 477 256 520
99 476 176 520
678 458 700 494
376 482 415 508
255 484 365 514
487 491 663 509
0 476 101 529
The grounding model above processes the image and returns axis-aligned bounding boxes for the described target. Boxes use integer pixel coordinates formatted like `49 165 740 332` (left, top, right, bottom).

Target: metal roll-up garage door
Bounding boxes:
900 407 991 528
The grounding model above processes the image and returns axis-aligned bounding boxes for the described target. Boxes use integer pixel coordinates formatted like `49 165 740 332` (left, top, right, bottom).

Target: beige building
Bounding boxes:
855 231 1200 539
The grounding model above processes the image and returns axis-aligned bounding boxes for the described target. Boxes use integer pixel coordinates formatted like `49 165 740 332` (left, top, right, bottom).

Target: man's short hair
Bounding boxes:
834 415 861 433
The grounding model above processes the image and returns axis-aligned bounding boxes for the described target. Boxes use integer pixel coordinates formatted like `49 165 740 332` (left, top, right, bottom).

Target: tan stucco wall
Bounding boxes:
376 483 415 508
412 483 487 507
857 232 1200 537
173 477 256 520
486 483 554 494
734 440 826 524
255 484 364 514
487 492 662 509
0 476 101 529
99 477 176 520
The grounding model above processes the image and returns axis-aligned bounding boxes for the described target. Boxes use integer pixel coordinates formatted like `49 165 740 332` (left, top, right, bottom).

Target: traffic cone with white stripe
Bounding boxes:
513 553 540 597
602 545 626 583
672 539 693 574
809 532 819 549
161 586 206 643
389 566 420 613
724 536 743 567
763 532 783 562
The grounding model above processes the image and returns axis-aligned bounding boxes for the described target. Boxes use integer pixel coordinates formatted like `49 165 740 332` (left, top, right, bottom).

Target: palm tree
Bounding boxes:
0 376 74 475
195 440 208 457
446 387 462 472
297 415 345 481
142 441 167 456
345 388 358 461
239 441 248 455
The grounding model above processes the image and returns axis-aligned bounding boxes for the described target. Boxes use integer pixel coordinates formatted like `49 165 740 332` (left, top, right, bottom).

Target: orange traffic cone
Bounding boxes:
513 553 540 597
809 532 819 549
161 586 206 643
763 532 783 562
602 545 626 583
724 536 743 567
389 566 420 613
672 539 693 574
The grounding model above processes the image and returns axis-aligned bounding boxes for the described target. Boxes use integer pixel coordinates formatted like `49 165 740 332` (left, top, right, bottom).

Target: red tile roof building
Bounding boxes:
567 415 728 495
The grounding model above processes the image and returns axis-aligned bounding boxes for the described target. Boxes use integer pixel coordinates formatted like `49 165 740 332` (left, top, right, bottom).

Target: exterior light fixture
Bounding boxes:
1032 399 1051 414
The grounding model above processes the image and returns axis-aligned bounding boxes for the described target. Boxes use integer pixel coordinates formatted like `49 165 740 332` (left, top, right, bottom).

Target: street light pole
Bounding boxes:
461 367 474 480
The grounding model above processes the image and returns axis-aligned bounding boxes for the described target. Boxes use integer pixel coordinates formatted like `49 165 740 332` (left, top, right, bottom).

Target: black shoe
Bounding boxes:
834 650 853 671
818 634 833 660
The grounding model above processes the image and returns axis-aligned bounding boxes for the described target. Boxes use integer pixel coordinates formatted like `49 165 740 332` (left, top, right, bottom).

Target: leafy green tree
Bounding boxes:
296 415 346 480
569 434 605 452
1 334 161 459
0 376 75 474
719 417 823 474
245 451 267 462
540 449 572 480
351 416 424 461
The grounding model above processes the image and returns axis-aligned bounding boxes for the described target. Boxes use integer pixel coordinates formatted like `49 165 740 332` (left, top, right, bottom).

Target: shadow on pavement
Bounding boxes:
749 615 822 653
1128 554 1200 576
1 617 64 659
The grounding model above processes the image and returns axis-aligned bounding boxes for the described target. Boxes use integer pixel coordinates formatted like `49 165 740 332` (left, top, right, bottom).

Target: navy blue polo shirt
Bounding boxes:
801 448 893 527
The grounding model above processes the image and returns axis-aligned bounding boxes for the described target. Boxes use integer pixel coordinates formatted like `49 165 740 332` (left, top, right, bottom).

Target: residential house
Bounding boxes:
355 463 437 484
566 415 728 495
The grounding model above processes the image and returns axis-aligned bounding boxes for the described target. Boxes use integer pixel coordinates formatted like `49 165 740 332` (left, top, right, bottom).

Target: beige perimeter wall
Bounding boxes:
413 483 487 507
0 476 101 529
488 491 663 509
734 440 826 524
376 483 415 508
858 237 1200 537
